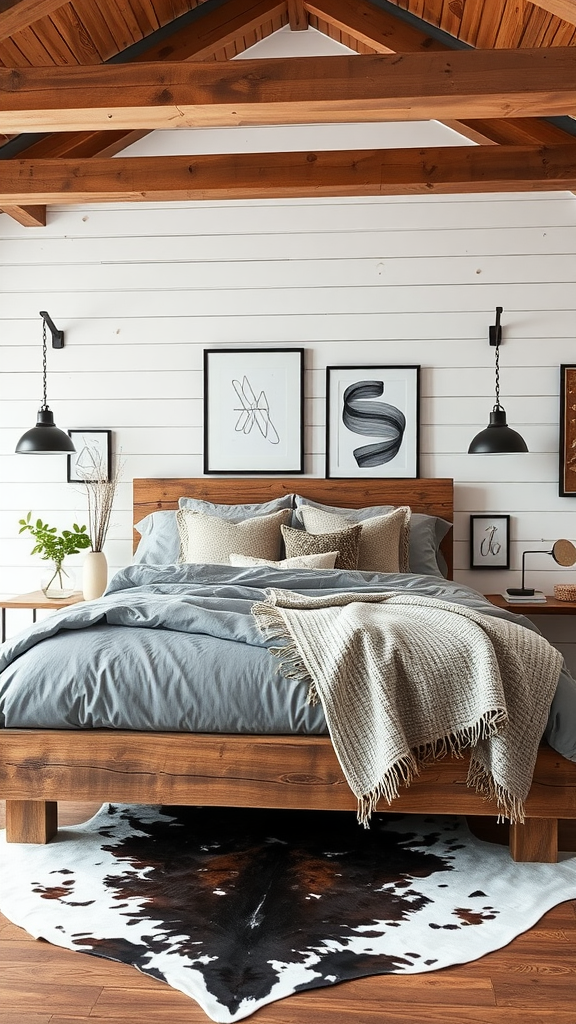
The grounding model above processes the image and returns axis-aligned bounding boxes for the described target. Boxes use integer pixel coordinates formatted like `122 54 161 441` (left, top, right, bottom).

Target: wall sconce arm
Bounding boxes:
39 310 64 348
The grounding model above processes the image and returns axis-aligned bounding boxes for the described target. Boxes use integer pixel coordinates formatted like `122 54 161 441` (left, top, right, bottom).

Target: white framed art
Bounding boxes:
67 429 112 483
325 365 420 479
470 514 510 570
203 348 304 474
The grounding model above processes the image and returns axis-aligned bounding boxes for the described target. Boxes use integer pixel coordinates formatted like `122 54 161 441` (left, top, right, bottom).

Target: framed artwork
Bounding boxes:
559 364 576 497
470 514 510 570
203 348 304 474
67 429 112 483
325 365 420 479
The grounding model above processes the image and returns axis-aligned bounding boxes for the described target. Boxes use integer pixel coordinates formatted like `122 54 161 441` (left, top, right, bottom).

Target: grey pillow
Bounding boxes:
281 523 362 571
178 495 294 515
293 496 451 578
134 494 295 565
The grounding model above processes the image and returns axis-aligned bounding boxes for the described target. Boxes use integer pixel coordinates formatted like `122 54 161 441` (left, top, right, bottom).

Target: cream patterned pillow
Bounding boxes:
281 523 361 571
229 551 339 570
177 508 291 564
297 505 411 573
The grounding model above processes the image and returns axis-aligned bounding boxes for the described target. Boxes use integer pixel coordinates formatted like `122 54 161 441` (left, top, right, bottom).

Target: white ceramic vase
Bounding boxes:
82 550 108 601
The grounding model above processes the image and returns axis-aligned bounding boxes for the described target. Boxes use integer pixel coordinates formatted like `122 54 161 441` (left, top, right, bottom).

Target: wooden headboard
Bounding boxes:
133 477 454 577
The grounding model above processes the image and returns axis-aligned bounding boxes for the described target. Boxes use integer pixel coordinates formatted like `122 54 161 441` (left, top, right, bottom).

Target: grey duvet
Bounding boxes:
1 563 575 763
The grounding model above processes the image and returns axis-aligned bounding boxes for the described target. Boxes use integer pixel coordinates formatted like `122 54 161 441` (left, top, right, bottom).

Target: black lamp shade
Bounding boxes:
15 408 76 454
468 408 529 455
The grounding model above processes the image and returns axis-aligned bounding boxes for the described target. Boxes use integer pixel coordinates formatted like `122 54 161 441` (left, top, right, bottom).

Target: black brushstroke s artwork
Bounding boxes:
342 380 406 467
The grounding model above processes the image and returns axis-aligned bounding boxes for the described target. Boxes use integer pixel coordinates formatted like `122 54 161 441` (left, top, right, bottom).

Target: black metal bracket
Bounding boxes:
489 306 503 347
39 310 64 348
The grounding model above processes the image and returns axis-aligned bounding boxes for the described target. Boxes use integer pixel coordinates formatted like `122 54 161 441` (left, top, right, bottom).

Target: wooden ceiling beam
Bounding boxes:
0 0 68 43
304 0 576 147
0 0 288 226
2 144 576 204
2 49 576 133
529 1 576 26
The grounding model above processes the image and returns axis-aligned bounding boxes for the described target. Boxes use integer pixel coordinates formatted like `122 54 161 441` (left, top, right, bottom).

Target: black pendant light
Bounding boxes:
15 311 76 454
468 307 528 455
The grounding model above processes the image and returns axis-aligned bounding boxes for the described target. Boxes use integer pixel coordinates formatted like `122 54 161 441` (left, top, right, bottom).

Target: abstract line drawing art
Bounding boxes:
204 349 304 474
342 380 406 468
326 366 420 479
67 430 112 483
470 515 510 569
232 376 280 445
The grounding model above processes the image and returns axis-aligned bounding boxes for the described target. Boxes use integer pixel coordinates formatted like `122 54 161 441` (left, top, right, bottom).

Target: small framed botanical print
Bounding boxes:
470 514 510 569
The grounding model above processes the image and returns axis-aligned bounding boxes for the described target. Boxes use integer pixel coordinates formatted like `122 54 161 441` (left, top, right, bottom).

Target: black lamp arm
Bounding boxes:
507 548 552 596
489 306 503 347
39 310 64 348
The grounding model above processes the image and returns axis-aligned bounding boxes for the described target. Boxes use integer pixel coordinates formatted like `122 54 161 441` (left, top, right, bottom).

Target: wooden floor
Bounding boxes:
1 802 575 1024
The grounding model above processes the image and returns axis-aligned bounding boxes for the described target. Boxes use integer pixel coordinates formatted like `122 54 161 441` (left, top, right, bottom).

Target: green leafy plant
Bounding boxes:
19 513 91 565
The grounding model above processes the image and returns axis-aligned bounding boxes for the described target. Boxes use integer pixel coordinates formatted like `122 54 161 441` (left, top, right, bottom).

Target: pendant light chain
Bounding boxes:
41 317 48 410
494 337 501 410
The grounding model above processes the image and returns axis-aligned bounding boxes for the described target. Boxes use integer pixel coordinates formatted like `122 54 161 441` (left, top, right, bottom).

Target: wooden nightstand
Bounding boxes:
0 590 84 643
486 594 576 615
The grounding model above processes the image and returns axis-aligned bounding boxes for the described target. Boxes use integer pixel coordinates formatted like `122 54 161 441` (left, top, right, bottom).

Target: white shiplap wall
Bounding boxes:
0 27 575 668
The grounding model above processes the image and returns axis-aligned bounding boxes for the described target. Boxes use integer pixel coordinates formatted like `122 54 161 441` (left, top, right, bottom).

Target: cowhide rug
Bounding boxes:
1 804 576 1022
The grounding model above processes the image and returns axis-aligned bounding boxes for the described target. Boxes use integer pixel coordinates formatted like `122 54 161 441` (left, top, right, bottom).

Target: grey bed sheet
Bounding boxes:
1 563 575 762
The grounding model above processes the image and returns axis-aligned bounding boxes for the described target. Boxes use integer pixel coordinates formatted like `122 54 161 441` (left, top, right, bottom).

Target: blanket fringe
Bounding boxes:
416 709 507 764
467 758 525 824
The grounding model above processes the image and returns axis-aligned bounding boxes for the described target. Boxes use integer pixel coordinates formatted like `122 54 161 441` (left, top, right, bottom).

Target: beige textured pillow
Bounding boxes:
298 505 411 573
177 508 291 564
281 523 361 571
229 551 339 570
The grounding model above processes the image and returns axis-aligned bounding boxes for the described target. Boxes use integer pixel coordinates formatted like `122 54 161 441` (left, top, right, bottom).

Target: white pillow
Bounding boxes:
176 508 291 564
229 551 339 570
297 505 411 574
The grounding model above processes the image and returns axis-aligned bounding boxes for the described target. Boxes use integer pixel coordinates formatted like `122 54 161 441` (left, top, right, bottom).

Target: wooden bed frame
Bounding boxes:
2 477 575 861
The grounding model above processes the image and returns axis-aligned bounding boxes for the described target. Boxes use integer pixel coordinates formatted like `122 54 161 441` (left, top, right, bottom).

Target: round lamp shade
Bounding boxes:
468 408 528 455
15 408 76 454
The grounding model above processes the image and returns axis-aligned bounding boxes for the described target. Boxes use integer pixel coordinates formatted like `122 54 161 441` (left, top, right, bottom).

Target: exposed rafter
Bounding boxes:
2 49 576 133
304 0 448 52
529 0 576 26
2 144 576 204
0 0 67 42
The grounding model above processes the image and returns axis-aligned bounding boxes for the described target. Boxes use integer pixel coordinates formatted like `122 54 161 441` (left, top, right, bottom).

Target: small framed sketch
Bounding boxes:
326 365 420 479
470 514 510 570
203 348 304 474
559 364 576 497
67 429 112 483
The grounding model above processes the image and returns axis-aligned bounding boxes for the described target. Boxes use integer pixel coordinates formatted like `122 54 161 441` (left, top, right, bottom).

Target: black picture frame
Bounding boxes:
203 348 305 474
325 365 420 479
470 514 510 570
67 429 112 483
559 364 576 497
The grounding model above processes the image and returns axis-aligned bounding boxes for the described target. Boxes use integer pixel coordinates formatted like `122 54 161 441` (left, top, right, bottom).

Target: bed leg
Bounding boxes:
5 800 58 844
509 817 558 862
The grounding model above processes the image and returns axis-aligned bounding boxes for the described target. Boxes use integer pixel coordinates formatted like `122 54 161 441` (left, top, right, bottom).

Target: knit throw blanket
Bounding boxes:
252 590 563 825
